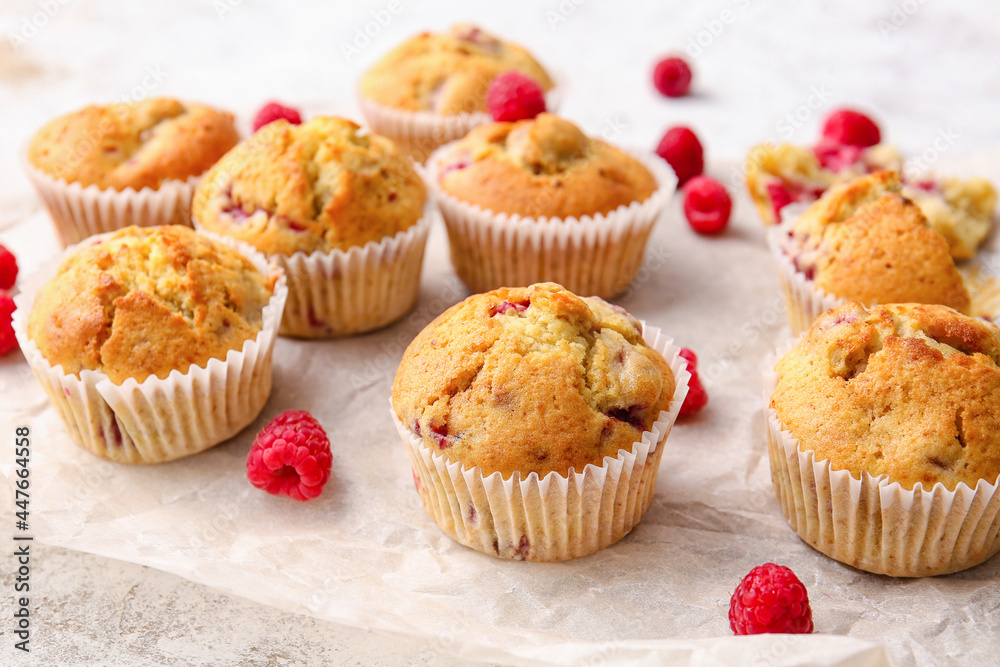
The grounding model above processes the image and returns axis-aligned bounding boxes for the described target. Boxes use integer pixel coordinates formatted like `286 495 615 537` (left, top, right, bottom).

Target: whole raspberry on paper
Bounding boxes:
655 126 704 186
652 56 693 98
677 347 707 418
683 176 732 235
247 410 332 501
252 101 303 132
486 71 547 122
0 244 18 290
729 563 814 635
0 290 17 357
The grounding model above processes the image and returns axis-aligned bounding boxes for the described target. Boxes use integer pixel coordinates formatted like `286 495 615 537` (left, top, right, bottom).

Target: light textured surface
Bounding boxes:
1 1 999 666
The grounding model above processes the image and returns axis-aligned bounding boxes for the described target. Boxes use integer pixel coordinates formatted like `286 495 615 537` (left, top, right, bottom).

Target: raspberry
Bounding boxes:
252 101 303 132
820 109 881 148
486 71 547 122
652 56 693 98
678 347 697 370
813 139 863 173
0 245 17 290
0 291 17 357
729 563 814 635
683 176 732 235
655 126 704 186
246 410 332 501
679 369 707 418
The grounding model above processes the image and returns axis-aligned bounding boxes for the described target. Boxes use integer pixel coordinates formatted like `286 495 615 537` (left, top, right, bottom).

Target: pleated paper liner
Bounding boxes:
392 323 690 562
764 339 1000 576
425 146 676 300
358 87 562 164
196 198 436 338
767 222 1000 336
22 156 199 248
12 230 288 464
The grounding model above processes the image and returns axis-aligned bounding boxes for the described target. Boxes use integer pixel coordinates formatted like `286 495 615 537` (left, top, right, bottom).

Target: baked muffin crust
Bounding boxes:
435 113 657 219
28 98 239 190
360 24 553 114
193 117 427 256
392 282 675 478
772 302 1000 491
28 225 274 385
787 171 970 312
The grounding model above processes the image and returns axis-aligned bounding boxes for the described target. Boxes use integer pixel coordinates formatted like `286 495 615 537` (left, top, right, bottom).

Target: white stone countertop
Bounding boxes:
1 0 998 665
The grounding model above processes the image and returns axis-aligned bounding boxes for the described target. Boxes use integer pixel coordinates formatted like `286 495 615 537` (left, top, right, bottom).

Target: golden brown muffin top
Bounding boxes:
772 302 1000 491
192 117 427 256
900 177 997 261
787 171 970 312
27 98 240 190
359 24 553 114
392 282 675 479
434 113 658 219
28 225 275 385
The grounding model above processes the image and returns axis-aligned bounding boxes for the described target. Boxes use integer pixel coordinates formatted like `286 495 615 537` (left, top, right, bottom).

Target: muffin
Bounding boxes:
769 170 975 334
13 225 287 463
427 114 675 299
192 116 433 337
25 98 240 246
766 302 1000 576
746 141 996 259
358 24 555 161
391 282 689 561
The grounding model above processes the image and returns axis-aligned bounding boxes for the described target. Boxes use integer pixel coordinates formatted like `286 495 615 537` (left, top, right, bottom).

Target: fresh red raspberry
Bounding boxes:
655 126 704 186
0 290 17 357
486 71 547 122
678 347 698 370
252 101 303 132
246 410 332 501
652 56 693 98
729 563 814 635
820 109 881 148
683 175 732 235
0 245 17 290
813 139 863 173
678 369 707 418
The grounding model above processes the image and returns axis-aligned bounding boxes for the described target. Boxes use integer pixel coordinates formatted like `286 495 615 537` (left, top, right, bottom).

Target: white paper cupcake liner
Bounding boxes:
425 146 676 299
11 231 288 464
392 323 690 562
764 339 1000 576
196 199 435 338
358 87 561 164
22 157 199 248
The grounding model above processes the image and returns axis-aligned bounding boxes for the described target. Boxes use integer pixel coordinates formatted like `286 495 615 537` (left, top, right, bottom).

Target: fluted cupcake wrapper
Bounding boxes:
358 88 561 164
12 231 287 464
22 156 199 248
196 199 436 339
425 147 676 300
391 324 689 562
764 340 1000 577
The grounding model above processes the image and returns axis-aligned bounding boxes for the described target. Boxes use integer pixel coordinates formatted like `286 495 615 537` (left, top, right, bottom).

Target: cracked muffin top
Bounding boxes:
391 282 675 478
192 116 426 256
784 171 970 312
360 24 553 114
28 225 276 385
28 97 240 190
772 302 1000 491
434 113 658 219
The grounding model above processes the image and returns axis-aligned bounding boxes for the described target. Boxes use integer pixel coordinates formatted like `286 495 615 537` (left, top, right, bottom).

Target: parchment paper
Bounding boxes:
3 157 999 667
